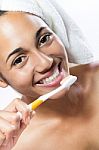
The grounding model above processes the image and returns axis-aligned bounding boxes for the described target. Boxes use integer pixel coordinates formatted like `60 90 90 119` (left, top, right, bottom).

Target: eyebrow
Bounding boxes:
36 27 46 40
6 27 46 63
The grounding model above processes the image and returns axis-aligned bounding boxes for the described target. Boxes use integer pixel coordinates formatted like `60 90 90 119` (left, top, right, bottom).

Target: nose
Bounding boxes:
33 51 53 74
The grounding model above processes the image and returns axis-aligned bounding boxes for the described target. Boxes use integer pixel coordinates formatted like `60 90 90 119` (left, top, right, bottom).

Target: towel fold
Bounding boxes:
0 0 94 64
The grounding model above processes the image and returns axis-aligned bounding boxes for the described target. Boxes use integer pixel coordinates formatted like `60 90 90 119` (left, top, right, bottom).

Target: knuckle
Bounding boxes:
5 125 18 141
24 108 30 116
12 114 20 123
14 98 21 104
11 125 17 132
7 125 17 135
0 134 6 141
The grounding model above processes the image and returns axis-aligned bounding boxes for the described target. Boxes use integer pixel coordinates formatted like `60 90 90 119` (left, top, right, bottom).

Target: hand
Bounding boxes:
0 98 35 150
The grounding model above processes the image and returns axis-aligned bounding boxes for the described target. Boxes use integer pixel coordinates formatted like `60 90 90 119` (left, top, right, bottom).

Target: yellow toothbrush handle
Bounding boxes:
17 99 43 119
30 99 43 110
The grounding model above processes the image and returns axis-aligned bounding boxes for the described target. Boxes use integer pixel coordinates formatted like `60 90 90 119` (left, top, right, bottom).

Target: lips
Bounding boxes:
33 61 67 88
36 70 64 87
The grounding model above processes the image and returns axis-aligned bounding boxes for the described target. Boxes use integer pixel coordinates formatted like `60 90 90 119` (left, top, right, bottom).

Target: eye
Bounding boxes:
38 32 53 47
12 55 28 67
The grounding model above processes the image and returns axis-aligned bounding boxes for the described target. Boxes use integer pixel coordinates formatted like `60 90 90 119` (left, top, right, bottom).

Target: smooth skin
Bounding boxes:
0 12 98 150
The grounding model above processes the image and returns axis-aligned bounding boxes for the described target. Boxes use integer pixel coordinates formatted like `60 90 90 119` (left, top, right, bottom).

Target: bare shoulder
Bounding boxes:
87 61 99 72
86 61 99 81
88 61 99 72
70 61 99 77
70 61 99 94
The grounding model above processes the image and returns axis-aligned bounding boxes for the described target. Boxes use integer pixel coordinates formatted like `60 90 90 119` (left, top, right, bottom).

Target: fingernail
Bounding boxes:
32 111 36 115
27 105 32 112
17 112 22 120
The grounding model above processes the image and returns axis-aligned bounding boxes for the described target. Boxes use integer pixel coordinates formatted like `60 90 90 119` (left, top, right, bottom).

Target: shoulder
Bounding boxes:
70 61 99 77
84 61 99 82
70 61 99 94
88 61 99 74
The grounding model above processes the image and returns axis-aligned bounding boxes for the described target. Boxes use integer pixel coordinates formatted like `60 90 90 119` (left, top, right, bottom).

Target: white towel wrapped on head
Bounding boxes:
0 0 94 64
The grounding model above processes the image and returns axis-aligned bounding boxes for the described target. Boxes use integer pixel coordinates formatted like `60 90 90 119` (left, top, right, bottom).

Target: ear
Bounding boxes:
0 77 8 88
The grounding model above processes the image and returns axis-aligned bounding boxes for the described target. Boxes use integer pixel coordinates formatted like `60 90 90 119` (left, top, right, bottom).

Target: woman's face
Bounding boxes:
0 12 69 99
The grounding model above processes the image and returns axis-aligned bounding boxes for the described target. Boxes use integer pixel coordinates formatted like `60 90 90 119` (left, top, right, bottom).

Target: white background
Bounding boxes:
58 0 99 60
0 0 99 109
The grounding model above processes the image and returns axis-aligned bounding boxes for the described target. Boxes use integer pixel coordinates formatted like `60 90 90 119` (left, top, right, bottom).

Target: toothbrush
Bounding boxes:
29 75 77 110
17 75 77 118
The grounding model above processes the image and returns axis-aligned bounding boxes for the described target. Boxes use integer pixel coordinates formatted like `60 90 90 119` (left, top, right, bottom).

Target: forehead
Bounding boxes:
0 12 48 41
0 12 47 30
0 12 48 61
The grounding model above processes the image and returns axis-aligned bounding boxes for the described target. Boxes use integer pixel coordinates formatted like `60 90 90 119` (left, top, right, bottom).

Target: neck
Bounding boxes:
34 83 86 120
22 82 94 121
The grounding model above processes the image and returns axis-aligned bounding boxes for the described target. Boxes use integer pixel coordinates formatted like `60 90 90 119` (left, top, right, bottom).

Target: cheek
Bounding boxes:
43 43 67 59
50 40 67 59
51 43 68 67
7 71 32 89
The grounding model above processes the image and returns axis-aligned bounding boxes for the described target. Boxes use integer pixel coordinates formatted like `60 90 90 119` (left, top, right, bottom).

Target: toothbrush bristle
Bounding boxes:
60 75 71 85
61 75 77 87
39 75 77 101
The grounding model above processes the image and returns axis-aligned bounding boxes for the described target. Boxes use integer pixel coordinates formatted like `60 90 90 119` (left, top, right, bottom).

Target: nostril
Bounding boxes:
33 58 62 85
38 67 51 74
38 60 55 74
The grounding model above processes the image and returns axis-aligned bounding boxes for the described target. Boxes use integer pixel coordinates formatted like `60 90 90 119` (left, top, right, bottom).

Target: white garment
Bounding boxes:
0 0 94 64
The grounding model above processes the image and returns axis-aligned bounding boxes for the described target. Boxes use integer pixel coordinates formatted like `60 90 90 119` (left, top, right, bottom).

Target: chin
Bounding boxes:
49 87 69 100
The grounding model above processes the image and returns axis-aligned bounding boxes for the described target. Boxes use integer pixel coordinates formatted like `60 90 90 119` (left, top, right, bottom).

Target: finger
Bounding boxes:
0 110 21 127
0 131 6 146
0 117 18 141
5 98 32 125
0 110 31 136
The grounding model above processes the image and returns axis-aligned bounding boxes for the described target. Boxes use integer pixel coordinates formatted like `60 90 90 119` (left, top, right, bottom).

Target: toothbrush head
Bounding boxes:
60 75 77 87
38 75 77 101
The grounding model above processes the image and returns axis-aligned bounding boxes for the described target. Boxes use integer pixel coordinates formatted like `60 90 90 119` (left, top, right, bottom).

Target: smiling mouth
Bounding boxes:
35 62 66 87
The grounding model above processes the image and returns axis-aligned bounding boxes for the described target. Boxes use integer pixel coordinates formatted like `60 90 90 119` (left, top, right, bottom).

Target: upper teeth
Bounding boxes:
40 68 59 84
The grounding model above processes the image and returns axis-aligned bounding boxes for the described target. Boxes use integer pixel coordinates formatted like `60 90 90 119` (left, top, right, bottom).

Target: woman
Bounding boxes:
0 1 99 150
